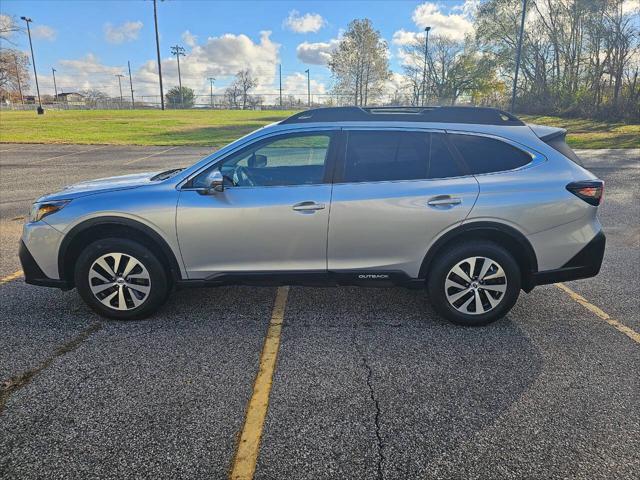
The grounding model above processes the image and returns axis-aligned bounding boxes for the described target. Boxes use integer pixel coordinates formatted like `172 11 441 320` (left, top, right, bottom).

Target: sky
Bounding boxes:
0 0 513 100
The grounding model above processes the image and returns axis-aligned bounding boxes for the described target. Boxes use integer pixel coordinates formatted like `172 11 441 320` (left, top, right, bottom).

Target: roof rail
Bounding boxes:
280 106 524 126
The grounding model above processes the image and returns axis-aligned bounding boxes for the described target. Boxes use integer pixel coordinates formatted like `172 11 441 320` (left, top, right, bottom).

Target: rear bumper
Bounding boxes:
19 241 71 289
527 231 605 289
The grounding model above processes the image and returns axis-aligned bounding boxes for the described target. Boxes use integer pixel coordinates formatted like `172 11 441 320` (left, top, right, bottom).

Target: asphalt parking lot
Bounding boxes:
0 143 638 479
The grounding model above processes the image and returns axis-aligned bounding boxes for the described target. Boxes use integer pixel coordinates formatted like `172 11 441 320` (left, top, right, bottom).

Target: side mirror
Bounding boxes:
207 170 225 193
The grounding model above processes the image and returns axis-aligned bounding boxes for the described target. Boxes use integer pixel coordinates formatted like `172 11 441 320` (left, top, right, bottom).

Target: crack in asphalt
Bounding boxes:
0 322 102 414
352 325 385 480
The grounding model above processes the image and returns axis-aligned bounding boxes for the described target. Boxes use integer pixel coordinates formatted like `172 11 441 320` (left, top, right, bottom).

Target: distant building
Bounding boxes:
55 92 85 105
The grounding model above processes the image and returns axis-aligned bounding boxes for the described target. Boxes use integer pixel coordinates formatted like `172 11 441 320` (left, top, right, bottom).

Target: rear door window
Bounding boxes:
448 134 532 175
343 131 428 182
342 131 465 182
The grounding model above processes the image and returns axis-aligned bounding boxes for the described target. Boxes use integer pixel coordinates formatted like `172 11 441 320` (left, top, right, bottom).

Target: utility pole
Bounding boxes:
208 77 215 108
21 16 43 114
116 74 125 107
421 26 431 107
51 67 58 102
279 63 282 108
14 54 24 104
170 44 186 107
152 0 165 110
305 69 310 107
511 0 528 113
128 61 135 108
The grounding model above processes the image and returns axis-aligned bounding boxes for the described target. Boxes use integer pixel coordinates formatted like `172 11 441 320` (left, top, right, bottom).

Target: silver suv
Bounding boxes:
19 107 605 326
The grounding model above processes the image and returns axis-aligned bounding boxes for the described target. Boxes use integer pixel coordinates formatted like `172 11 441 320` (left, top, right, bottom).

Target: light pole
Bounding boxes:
128 61 135 108
21 16 43 114
170 44 185 107
116 74 125 107
511 0 528 113
152 0 165 110
51 67 58 102
208 77 215 108
279 63 282 108
421 26 431 107
307 69 311 107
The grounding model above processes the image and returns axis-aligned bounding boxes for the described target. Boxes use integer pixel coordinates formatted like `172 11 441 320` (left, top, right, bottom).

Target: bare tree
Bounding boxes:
79 89 109 107
0 49 29 102
476 0 640 120
237 70 257 109
328 19 391 106
0 15 22 44
224 81 242 109
402 35 497 105
224 70 257 109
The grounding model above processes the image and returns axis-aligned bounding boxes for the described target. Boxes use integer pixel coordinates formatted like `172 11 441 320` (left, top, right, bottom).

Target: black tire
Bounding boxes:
427 241 521 326
74 238 169 320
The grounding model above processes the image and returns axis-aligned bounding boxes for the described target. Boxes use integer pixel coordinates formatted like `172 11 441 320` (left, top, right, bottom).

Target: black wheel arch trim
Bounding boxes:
419 221 539 280
57 216 183 284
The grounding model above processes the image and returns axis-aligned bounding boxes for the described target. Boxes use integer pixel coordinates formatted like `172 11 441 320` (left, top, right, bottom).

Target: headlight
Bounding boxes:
28 200 70 223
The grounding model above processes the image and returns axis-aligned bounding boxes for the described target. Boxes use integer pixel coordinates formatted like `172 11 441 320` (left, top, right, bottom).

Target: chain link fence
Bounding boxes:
1 92 474 111
1 93 382 111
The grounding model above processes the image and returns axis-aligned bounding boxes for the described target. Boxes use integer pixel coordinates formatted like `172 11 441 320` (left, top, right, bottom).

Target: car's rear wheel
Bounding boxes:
74 238 169 320
428 241 521 326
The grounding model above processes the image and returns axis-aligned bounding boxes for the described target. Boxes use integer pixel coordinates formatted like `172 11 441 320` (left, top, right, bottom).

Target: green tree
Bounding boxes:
165 86 195 108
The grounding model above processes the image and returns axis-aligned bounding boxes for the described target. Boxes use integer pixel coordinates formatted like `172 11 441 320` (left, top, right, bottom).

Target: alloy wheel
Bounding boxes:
88 252 151 311
444 256 507 315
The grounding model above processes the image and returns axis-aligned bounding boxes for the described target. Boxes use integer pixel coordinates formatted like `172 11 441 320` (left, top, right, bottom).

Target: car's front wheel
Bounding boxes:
427 241 521 326
74 238 169 320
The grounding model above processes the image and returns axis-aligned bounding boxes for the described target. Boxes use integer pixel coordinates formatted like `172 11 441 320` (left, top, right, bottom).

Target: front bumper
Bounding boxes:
19 241 71 289
527 231 605 289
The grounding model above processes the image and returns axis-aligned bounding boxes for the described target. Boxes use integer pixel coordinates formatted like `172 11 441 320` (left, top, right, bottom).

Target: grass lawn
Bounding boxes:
520 114 639 149
0 110 298 147
1 109 637 149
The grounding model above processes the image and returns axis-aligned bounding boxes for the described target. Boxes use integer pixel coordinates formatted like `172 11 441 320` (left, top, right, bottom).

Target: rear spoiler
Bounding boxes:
527 123 583 166
527 123 567 141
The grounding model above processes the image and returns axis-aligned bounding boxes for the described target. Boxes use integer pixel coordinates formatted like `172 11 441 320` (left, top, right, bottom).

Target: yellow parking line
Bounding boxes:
556 283 640 344
0 270 23 285
230 286 289 480
124 146 179 165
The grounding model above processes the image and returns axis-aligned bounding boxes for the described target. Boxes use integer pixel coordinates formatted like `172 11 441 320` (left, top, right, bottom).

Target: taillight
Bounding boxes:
566 180 604 206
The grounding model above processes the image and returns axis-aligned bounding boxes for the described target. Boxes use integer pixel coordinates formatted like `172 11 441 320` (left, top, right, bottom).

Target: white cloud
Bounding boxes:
182 30 198 47
38 54 124 96
59 53 122 75
411 2 474 41
104 21 143 44
296 38 339 65
31 25 57 41
622 0 639 15
283 72 327 97
383 72 410 96
136 30 280 96
46 30 285 98
284 10 326 33
392 29 421 46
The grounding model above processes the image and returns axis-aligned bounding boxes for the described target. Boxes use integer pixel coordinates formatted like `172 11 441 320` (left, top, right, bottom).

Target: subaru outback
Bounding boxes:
19 106 605 326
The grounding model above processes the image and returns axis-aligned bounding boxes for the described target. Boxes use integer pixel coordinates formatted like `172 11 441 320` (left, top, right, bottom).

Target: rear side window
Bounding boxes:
449 134 532 175
343 131 465 182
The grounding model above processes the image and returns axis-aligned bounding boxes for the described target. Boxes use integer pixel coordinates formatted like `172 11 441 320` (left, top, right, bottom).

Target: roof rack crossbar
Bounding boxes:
280 106 524 126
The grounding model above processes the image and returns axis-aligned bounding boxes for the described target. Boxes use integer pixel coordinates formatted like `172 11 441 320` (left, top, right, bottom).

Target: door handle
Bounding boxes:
427 196 462 207
292 201 326 212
